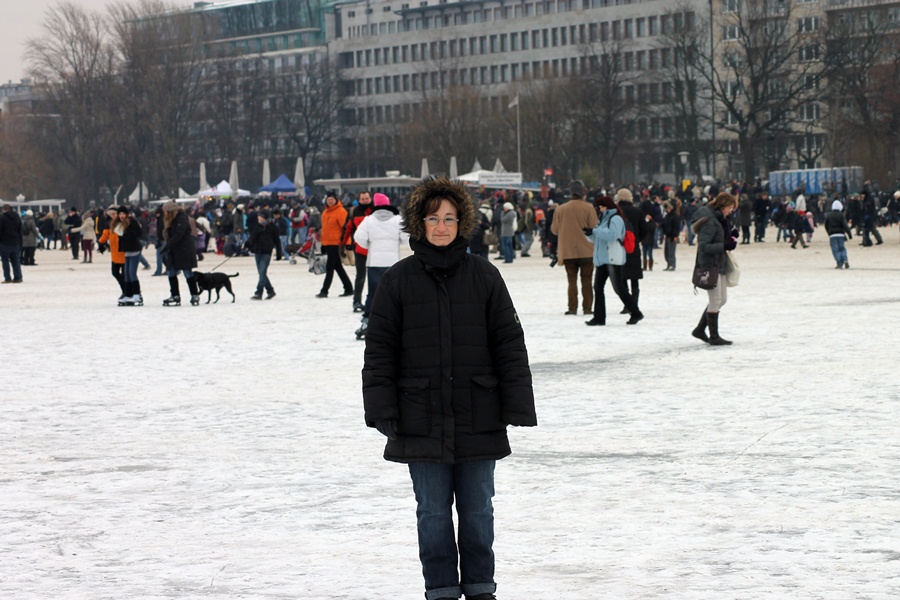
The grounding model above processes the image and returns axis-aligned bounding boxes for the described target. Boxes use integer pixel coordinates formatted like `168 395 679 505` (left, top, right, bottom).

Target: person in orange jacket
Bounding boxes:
97 205 126 302
316 192 354 298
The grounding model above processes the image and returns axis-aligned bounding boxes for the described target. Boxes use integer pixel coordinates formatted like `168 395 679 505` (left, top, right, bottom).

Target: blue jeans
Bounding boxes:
124 254 141 282
499 236 514 262
254 252 273 293
363 266 388 318
408 460 497 600
641 243 653 262
0 243 23 281
829 235 848 266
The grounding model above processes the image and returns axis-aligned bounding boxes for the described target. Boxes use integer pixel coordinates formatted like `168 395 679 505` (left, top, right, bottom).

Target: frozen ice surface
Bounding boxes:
2 231 899 599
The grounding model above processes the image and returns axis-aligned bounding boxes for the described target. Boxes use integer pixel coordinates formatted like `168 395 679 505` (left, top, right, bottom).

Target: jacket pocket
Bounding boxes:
397 377 431 436
471 375 504 433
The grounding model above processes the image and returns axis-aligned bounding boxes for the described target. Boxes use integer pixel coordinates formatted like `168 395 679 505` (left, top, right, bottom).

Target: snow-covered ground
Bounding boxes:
2 228 899 599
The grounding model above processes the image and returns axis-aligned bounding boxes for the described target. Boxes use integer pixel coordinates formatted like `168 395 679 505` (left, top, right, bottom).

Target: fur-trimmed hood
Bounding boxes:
402 176 476 241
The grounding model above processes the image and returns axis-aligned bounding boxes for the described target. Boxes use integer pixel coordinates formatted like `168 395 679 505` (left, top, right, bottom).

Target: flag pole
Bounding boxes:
516 99 521 175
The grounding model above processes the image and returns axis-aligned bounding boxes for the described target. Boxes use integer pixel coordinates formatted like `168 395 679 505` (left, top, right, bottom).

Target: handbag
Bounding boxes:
724 251 740 287
692 263 719 290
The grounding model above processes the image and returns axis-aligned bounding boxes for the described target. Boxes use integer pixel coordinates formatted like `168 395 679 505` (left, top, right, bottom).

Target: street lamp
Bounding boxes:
678 151 690 191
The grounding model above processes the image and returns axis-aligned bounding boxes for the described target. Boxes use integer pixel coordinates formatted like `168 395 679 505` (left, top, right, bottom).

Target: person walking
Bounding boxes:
616 188 646 315
824 200 853 269
64 207 83 260
20 210 38 266
499 201 517 263
584 196 643 326
315 192 354 298
115 206 144 306
739 193 753 244
753 191 771 242
159 201 200 306
352 192 407 338
550 180 597 315
72 210 96 263
98 206 127 301
342 190 374 312
691 192 738 345
363 177 536 600
662 200 681 270
247 209 283 300
0 204 23 283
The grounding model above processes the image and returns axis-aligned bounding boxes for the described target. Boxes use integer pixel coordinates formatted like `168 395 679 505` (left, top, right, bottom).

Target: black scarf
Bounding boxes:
410 236 469 274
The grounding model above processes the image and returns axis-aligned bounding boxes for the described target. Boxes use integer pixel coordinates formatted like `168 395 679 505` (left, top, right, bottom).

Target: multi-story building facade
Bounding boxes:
331 0 714 182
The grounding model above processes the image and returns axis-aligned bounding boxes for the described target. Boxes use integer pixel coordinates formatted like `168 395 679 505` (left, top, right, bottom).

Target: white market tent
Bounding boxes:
128 182 151 202
148 197 201 206
197 180 250 197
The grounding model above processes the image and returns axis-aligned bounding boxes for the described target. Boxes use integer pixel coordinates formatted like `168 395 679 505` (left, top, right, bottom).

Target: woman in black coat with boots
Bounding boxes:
362 177 537 600
160 201 199 306
691 192 738 345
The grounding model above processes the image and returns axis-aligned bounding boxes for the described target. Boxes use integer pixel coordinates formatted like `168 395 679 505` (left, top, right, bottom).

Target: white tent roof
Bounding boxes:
128 182 151 202
198 180 250 197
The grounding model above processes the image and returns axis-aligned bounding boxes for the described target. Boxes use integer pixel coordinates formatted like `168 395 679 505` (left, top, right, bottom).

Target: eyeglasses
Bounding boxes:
423 217 459 227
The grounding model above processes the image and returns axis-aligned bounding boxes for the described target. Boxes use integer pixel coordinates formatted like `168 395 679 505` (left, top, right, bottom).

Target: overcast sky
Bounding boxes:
0 0 194 86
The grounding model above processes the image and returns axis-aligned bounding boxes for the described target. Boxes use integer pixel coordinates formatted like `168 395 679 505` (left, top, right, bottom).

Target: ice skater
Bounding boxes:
160 201 200 306
363 177 537 600
116 206 144 306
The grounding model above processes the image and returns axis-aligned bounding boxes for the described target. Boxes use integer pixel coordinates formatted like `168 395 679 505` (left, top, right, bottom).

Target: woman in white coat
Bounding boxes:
353 193 409 338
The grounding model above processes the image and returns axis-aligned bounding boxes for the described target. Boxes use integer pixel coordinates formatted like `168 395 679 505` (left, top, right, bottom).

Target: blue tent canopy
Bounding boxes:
258 173 297 193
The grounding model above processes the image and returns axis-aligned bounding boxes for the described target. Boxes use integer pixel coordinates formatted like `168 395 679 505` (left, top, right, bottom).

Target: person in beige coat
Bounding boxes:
550 180 598 315
72 211 97 263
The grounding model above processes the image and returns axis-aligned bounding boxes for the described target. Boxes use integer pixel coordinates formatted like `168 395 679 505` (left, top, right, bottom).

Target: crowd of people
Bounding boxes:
2 177 896 310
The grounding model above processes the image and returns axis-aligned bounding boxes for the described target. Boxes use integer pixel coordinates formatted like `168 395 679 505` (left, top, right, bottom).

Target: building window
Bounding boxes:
648 16 657 36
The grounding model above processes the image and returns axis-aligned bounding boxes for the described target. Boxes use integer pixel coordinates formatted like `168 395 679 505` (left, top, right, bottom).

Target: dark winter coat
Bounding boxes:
467 210 492 255
247 221 283 258
691 205 728 270
163 211 198 271
0 210 23 246
21 215 38 248
363 177 536 464
617 200 644 280
662 210 682 239
117 219 143 253
824 210 852 238
739 198 754 227
64 212 82 233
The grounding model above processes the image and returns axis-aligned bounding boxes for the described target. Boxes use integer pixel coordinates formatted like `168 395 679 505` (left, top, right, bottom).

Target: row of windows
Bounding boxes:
347 15 693 70
351 60 689 95
211 31 319 55
346 8 694 41
721 16 819 40
723 103 820 125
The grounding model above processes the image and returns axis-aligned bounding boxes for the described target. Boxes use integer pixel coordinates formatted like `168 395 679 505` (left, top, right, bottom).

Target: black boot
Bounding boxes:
186 276 200 306
707 312 732 346
692 311 709 343
163 276 181 306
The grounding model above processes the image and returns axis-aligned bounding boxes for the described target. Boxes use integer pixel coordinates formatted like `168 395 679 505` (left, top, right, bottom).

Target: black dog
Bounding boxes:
195 272 239 303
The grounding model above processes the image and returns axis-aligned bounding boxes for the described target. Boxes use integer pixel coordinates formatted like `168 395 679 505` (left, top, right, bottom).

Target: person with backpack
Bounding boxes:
615 188 645 318
584 195 643 326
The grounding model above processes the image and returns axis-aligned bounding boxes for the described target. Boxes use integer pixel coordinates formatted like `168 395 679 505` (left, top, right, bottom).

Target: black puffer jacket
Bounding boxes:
617 200 644 280
118 219 143 253
0 210 23 246
247 221 283 257
163 211 198 271
363 233 536 465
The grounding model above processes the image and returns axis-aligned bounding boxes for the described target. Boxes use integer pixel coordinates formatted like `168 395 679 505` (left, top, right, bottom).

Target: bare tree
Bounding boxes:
273 55 346 183
659 4 714 179
108 0 214 197
824 12 900 181
694 0 825 179
26 1 117 206
572 35 642 183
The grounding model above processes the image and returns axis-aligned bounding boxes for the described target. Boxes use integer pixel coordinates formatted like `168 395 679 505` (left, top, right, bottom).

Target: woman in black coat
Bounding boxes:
160 201 199 306
363 176 536 600
116 206 144 306
690 192 738 345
